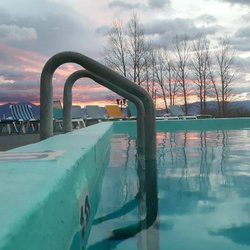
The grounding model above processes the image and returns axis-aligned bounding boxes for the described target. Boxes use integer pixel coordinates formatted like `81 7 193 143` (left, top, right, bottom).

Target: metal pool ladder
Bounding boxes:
40 51 158 238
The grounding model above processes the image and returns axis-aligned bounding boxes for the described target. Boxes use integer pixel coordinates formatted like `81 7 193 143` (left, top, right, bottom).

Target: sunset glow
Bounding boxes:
0 0 250 107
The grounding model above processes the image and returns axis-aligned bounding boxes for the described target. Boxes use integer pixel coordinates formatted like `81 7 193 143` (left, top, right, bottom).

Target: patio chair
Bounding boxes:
84 105 107 126
9 103 40 133
155 108 179 120
0 104 18 134
155 113 180 120
127 101 137 118
0 118 19 134
105 105 126 120
53 100 63 131
169 105 197 119
71 105 86 129
53 101 85 131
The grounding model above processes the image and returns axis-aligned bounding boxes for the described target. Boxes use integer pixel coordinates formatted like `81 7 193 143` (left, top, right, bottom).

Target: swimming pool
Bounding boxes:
1 118 250 249
86 118 250 250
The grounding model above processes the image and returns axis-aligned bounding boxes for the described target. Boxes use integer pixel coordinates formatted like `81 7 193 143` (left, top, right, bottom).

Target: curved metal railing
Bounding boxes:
63 70 145 154
40 51 156 160
40 51 158 239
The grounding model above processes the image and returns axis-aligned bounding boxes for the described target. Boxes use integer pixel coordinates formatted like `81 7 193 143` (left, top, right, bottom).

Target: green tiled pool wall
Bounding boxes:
156 117 250 131
113 118 250 134
0 122 113 250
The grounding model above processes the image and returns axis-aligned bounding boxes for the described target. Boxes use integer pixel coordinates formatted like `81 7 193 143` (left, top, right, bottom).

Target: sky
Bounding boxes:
0 0 250 107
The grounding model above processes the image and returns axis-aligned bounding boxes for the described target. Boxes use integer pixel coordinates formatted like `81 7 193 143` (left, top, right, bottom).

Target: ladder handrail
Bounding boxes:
63 70 145 155
40 51 156 160
40 51 157 234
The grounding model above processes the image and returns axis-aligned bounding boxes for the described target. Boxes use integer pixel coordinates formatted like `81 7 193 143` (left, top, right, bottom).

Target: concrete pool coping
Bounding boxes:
0 122 113 250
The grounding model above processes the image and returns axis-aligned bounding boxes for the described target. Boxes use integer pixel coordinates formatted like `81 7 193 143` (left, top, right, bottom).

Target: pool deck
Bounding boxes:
0 133 40 151
0 132 63 151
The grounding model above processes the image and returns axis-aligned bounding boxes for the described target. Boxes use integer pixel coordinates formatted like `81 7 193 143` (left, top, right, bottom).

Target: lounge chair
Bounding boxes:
71 105 86 129
169 105 197 119
53 100 85 131
156 113 180 120
128 101 178 120
85 105 107 120
53 100 63 131
105 105 126 120
127 101 137 118
0 103 18 134
0 118 19 134
84 105 107 126
9 103 40 133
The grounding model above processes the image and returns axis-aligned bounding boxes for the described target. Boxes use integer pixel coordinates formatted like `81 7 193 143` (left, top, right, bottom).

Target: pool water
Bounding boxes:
86 129 250 250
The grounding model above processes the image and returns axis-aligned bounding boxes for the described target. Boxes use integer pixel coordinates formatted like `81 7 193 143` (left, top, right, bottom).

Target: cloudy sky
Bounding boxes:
0 0 250 106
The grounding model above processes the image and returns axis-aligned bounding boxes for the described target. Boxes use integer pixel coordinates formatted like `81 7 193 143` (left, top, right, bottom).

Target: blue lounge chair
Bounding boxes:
128 100 179 120
0 103 18 134
0 118 18 134
127 101 137 118
71 105 86 129
169 105 197 119
53 101 85 131
84 105 107 126
9 103 40 133
85 105 107 120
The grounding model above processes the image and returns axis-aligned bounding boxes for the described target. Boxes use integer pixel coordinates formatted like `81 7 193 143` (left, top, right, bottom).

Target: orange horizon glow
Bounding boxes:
0 99 122 108
1 44 249 109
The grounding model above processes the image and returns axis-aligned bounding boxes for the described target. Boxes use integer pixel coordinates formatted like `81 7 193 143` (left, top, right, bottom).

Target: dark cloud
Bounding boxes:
0 68 38 82
144 18 220 47
219 0 250 5
0 2 102 57
0 79 39 103
233 56 250 74
6 13 94 56
231 37 250 51
148 0 171 9
0 24 37 42
241 13 250 21
235 26 250 38
145 18 219 36
196 14 217 24
232 26 250 51
108 0 141 10
95 25 112 35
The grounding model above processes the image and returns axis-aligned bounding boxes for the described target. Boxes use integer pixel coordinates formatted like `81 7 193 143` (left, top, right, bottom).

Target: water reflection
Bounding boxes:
87 129 250 250
209 223 250 246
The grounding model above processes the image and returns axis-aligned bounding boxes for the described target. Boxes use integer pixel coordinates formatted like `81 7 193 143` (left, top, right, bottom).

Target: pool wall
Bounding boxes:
0 122 113 250
114 118 250 134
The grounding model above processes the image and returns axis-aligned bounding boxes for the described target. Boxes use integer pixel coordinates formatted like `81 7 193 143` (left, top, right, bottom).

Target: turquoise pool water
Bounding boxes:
86 128 250 250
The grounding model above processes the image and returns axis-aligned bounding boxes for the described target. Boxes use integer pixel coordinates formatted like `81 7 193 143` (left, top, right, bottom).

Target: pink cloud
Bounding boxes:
0 44 117 106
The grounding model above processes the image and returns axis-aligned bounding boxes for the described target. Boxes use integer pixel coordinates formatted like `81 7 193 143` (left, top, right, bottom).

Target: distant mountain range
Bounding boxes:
1 100 250 119
187 100 250 114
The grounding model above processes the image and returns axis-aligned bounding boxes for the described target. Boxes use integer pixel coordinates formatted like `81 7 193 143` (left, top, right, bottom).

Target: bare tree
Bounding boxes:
164 50 179 106
134 47 156 102
127 13 151 86
172 35 190 114
191 35 211 113
103 14 152 91
103 21 128 77
215 38 236 114
154 48 168 110
207 57 221 112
